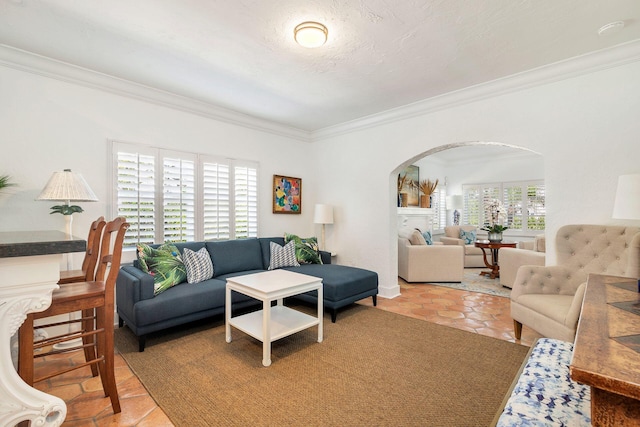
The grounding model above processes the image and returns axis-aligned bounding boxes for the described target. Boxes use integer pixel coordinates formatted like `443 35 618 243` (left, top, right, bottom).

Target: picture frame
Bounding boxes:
402 165 420 207
273 174 302 214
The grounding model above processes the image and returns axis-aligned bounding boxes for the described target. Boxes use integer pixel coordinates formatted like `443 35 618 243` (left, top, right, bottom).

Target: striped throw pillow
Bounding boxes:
268 241 300 270
182 247 214 284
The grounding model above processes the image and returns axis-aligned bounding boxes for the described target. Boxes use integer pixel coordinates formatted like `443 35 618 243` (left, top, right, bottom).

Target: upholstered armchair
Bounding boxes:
511 224 640 342
398 236 464 283
499 234 546 288
440 225 490 267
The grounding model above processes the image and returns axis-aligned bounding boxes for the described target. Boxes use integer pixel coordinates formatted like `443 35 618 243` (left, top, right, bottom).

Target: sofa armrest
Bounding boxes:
565 282 587 329
440 236 465 246
116 264 156 304
511 265 586 301
320 250 331 265
499 248 546 288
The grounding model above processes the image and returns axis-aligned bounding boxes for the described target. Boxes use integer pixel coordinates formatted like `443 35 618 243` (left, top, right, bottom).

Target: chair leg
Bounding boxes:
513 320 523 340
81 308 99 377
18 315 35 386
96 305 121 413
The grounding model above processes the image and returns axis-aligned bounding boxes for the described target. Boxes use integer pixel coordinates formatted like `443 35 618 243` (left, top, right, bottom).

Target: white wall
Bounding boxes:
2 53 639 302
311 59 640 299
0 65 319 266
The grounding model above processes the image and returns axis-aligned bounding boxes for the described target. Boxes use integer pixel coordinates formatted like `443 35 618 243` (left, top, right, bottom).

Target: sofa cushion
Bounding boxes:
460 229 476 244
285 264 378 302
268 241 300 270
409 229 427 245
534 234 546 253
137 243 187 295
284 233 323 264
206 238 264 277
132 277 255 326
183 247 214 284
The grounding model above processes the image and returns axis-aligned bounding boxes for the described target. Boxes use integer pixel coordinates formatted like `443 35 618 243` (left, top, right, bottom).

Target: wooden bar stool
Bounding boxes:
18 217 130 415
58 216 105 284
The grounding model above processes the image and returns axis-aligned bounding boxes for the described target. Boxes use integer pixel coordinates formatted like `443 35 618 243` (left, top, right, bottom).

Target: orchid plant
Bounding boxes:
481 198 509 233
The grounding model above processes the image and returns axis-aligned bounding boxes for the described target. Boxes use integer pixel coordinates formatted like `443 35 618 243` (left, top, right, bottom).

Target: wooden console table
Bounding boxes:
570 274 640 426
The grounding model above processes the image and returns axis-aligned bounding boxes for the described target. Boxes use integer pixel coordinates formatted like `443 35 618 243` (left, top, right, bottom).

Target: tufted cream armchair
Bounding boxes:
511 224 640 342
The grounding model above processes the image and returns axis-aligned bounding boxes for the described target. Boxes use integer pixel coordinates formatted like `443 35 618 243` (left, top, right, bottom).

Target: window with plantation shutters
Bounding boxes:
163 155 196 243
462 180 545 234
234 164 258 238
431 187 447 232
202 159 231 241
112 141 258 247
116 150 156 247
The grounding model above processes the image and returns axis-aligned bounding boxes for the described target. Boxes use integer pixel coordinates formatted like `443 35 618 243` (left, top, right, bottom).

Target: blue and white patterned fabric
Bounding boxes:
459 229 476 244
268 241 300 270
182 247 214 284
421 230 433 245
496 338 591 427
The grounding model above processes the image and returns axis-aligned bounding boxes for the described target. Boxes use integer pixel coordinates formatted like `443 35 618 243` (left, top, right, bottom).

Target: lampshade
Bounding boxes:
314 204 334 224
294 21 328 48
37 169 98 202
446 195 464 210
613 174 640 220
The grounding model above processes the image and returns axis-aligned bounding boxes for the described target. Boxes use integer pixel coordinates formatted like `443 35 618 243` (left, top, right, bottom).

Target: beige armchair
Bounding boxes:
440 225 490 267
511 224 640 342
499 234 546 288
398 233 464 283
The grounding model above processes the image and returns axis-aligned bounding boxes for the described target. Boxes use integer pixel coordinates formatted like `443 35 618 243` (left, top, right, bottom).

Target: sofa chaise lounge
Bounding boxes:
116 237 379 351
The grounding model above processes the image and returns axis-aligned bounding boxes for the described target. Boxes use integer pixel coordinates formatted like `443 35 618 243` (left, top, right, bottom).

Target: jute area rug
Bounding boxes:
115 305 528 427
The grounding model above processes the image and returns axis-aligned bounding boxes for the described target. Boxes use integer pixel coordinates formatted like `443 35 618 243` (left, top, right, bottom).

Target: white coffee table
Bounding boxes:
225 269 323 367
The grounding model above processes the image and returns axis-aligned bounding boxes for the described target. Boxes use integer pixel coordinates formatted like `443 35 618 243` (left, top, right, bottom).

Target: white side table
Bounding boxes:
225 269 323 367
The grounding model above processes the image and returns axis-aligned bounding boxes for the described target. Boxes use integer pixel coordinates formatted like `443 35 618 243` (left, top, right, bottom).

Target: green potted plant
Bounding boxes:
0 175 16 193
482 199 508 241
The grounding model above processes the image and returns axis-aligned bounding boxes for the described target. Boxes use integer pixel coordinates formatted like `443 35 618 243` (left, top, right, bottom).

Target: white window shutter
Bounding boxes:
116 150 156 246
163 156 196 242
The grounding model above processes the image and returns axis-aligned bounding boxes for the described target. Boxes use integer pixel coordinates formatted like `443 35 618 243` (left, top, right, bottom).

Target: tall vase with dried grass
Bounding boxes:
397 173 409 207
419 179 438 208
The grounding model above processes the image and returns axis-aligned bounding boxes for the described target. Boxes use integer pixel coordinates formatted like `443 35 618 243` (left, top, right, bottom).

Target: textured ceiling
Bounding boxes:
1 0 640 132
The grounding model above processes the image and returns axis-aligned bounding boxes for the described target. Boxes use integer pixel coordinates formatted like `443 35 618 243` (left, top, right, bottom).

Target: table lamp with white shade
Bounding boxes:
612 173 640 290
314 204 334 251
37 169 98 240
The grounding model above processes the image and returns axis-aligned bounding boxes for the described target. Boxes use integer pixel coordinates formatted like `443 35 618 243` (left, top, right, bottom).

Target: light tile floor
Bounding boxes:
29 274 542 426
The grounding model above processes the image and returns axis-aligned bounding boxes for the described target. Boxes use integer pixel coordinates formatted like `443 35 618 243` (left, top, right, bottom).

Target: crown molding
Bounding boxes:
0 44 312 143
311 39 640 141
2 40 640 145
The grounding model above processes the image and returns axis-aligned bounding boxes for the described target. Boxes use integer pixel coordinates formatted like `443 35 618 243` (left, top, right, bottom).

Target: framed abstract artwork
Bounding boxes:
273 175 302 214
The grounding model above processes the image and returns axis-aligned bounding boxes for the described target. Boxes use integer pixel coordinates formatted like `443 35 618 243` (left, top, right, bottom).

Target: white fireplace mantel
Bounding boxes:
397 207 434 231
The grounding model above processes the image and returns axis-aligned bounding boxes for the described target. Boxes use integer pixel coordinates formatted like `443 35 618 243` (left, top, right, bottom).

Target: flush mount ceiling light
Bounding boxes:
598 21 625 36
294 21 328 48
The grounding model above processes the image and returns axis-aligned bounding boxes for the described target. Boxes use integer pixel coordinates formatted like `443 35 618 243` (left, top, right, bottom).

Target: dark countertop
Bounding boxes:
0 231 86 258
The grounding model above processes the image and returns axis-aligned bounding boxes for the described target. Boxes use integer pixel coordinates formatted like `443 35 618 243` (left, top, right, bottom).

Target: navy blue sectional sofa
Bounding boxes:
116 237 378 351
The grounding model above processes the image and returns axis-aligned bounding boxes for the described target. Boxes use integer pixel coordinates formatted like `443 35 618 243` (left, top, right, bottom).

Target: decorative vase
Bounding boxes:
420 195 430 208
400 193 408 207
488 232 503 242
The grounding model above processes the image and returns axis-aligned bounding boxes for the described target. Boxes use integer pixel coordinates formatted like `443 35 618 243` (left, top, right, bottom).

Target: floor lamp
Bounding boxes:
37 169 98 349
314 204 334 251
612 174 640 289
